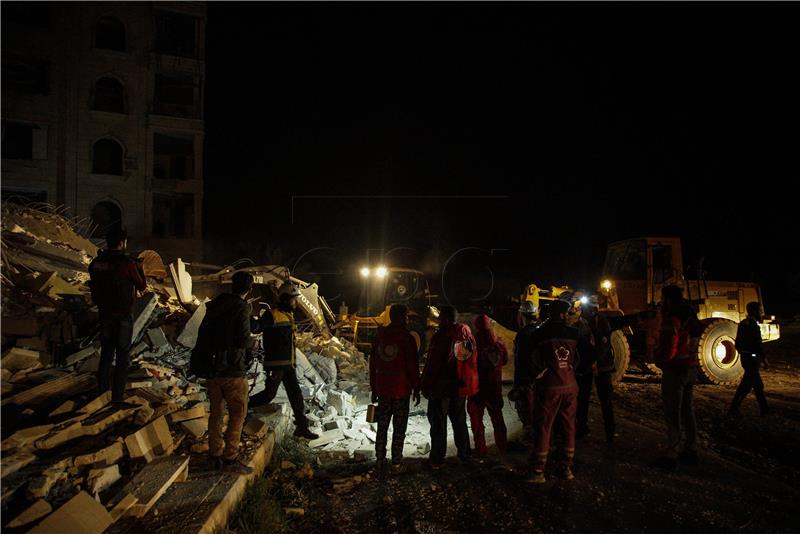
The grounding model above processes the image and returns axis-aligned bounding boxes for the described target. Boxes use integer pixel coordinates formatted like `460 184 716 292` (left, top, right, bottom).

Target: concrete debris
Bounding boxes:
180 416 209 439
169 404 206 424
125 416 173 462
176 301 206 349
28 490 112 534
308 429 345 448
243 416 268 438
86 464 121 496
109 493 139 522
6 498 52 528
1 347 42 372
109 455 189 518
74 440 125 467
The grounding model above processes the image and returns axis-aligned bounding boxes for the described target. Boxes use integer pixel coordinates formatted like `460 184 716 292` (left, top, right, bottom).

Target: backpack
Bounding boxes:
88 253 135 310
190 307 230 378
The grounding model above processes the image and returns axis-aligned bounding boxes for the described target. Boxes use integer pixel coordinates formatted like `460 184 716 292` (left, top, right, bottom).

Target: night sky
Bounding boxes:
203 3 799 315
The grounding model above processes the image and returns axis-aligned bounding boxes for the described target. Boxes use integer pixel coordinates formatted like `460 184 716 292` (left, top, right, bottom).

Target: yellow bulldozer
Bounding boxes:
597 237 780 385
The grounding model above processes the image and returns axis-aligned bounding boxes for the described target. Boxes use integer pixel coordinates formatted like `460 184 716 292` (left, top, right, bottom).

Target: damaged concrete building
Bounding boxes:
1 1 206 261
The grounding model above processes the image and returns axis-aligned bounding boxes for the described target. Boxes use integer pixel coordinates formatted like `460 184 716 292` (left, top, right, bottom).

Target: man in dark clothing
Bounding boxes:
728 302 771 417
421 306 477 468
528 299 580 484
575 296 616 442
370 304 421 471
193 271 255 474
468 314 508 457
88 228 146 403
252 281 318 440
650 285 700 469
511 300 538 442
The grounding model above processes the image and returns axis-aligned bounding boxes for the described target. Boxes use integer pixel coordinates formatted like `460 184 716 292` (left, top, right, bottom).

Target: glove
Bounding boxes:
371 392 378 404
413 390 421 407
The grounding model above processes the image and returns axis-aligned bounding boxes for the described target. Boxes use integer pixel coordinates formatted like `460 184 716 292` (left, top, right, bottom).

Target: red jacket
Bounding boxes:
473 314 507 399
370 323 420 399
655 305 699 370
421 322 478 398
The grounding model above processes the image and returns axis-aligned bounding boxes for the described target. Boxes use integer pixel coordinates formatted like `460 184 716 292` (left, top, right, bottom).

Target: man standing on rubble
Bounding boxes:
421 306 478 468
528 299 580 484
370 304 420 473
510 300 539 443
468 314 508 458
255 281 318 440
193 271 255 474
88 228 146 404
575 295 617 442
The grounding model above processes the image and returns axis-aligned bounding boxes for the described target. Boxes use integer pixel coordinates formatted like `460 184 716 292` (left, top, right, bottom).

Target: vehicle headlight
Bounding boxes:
360 267 370 278
601 280 613 290
375 266 388 278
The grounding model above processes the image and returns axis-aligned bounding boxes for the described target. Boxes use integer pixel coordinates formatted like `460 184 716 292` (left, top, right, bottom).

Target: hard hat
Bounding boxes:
278 281 301 299
518 300 537 316
550 299 571 317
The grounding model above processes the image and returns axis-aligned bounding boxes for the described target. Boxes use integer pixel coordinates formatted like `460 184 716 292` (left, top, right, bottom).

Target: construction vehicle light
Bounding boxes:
579 296 589 305
375 266 388 278
601 280 613 290
360 267 370 278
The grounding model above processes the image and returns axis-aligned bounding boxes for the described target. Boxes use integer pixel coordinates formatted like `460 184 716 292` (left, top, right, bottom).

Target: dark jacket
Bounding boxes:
370 323 420 398
576 314 614 375
262 307 295 368
88 249 146 316
736 317 763 369
194 293 252 377
530 318 580 391
513 322 539 388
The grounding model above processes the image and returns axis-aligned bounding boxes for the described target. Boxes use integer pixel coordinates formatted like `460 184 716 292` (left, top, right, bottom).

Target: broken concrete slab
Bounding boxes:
49 399 78 417
64 346 98 366
1 372 95 406
326 389 354 417
28 490 113 534
177 301 206 349
243 416 268 438
168 258 194 306
308 353 337 384
168 404 206 424
27 459 71 500
125 416 173 462
146 327 169 349
132 293 158 342
74 439 125 467
86 464 121 496
0 449 37 476
360 428 377 442
308 429 345 448
109 493 138 522
6 498 52 528
1 423 54 451
79 391 112 414
180 415 209 439
110 455 190 518
1 347 42 371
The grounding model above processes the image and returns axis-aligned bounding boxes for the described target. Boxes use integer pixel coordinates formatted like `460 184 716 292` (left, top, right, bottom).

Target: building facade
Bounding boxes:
2 1 206 261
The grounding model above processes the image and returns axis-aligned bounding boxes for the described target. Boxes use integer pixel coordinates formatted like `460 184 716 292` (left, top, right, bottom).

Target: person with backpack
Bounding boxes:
88 228 146 404
421 306 478 468
650 285 701 470
370 304 421 473
468 314 508 457
190 271 255 474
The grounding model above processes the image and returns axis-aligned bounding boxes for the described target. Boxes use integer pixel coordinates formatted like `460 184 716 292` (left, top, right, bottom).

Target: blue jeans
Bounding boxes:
98 315 133 402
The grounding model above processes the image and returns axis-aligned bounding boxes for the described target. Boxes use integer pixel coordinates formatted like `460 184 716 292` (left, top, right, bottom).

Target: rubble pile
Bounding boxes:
0 203 274 532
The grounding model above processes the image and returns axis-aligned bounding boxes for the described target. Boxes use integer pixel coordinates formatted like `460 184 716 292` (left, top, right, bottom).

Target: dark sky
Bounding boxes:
204 3 799 314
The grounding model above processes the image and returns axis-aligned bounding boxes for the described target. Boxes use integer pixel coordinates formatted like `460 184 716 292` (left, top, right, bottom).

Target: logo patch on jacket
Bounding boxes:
556 345 570 368
484 344 502 367
378 343 399 362
453 340 474 361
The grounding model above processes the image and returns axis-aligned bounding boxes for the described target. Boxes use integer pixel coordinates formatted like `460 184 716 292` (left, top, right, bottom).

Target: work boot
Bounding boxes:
223 457 254 475
293 427 319 440
678 449 699 466
528 471 546 484
648 457 677 471
374 459 388 479
559 466 575 481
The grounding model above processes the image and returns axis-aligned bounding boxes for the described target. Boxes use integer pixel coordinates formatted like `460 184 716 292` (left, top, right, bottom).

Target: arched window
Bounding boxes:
95 16 125 51
92 139 123 175
93 77 125 113
91 201 122 238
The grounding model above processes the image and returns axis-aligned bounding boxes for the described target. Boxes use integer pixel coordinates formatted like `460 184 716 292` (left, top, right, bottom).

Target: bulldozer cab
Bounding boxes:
358 268 430 318
601 237 684 314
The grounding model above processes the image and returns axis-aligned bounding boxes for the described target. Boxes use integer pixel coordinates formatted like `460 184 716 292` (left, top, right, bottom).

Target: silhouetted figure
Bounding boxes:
728 302 771 417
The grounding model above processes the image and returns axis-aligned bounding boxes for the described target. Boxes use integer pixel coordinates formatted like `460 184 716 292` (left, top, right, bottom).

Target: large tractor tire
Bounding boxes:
696 319 744 385
609 330 631 386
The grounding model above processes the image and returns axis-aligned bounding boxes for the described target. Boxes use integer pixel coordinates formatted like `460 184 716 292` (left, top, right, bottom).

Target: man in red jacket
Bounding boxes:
370 304 421 471
421 306 478 468
650 285 700 470
468 314 508 457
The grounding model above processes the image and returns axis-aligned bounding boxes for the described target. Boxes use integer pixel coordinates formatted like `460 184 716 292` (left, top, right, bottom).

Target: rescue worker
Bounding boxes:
467 314 508 457
528 299 580 484
192 271 255 474
728 301 771 417
370 304 421 472
575 295 616 442
253 281 318 440
510 300 539 443
421 306 478 468
88 228 146 404
650 285 700 469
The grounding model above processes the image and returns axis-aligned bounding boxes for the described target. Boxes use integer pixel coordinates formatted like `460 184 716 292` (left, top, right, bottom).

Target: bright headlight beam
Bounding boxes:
580 296 589 304
601 280 613 290
375 266 388 278
360 267 370 278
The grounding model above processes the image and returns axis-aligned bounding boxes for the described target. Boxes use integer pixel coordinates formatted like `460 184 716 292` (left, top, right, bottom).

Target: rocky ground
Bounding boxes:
232 326 800 533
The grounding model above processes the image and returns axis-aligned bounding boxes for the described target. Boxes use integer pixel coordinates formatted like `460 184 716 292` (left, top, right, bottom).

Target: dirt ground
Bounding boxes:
237 326 800 533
